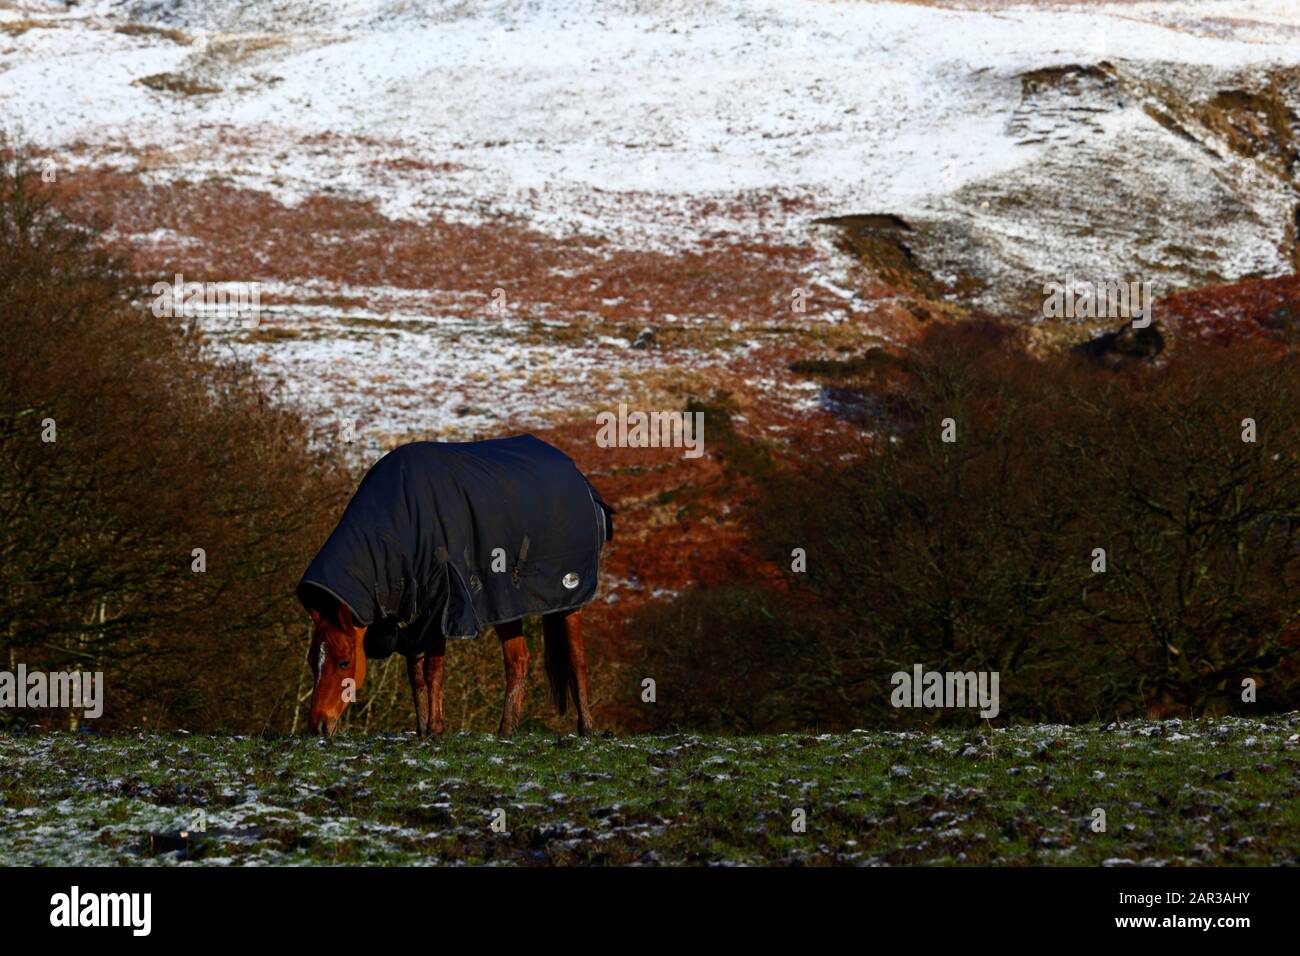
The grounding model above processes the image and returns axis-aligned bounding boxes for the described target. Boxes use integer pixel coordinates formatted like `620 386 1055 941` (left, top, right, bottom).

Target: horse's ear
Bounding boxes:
308 607 322 626
337 603 354 631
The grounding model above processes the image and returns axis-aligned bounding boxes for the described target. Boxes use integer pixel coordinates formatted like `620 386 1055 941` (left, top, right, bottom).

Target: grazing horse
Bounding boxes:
305 600 594 739
298 435 611 739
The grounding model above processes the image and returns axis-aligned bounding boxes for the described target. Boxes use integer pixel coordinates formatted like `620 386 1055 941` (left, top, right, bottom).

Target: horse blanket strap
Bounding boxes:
297 435 613 657
513 535 531 588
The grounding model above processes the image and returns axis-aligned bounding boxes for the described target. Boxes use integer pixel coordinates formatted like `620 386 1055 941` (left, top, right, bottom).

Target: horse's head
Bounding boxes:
306 602 368 737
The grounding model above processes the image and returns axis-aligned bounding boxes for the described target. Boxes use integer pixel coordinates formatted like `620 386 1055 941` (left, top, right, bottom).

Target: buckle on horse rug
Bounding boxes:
510 535 530 589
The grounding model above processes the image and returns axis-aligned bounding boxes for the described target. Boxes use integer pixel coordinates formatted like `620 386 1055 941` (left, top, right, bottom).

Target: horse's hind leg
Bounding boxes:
544 610 595 737
496 619 529 737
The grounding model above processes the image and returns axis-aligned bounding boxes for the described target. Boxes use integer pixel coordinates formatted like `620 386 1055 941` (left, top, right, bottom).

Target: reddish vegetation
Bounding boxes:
527 422 752 720
53 169 844 329
531 387 858 721
1161 274 1300 348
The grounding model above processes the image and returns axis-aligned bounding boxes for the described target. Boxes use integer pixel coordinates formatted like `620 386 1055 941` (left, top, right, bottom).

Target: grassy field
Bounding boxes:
2 716 1299 866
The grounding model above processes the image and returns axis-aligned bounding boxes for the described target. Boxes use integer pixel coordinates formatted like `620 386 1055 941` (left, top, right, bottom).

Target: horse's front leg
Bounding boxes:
406 652 431 738
497 619 529 737
424 635 447 737
407 638 448 738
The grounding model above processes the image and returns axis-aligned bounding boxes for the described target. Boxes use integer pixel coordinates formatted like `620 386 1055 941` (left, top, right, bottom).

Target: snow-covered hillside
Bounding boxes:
2 0 1298 438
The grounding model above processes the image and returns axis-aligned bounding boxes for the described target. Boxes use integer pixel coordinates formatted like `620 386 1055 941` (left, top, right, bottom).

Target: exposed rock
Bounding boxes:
1070 321 1165 368
813 214 960 303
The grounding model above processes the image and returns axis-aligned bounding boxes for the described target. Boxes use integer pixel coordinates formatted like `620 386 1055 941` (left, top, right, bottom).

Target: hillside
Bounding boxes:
2 0 1298 442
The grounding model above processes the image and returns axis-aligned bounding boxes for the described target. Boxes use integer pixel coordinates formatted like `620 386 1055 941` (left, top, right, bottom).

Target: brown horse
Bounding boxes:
305 603 595 739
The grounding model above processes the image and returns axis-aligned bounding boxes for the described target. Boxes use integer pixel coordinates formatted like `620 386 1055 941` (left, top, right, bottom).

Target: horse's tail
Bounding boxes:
543 615 572 716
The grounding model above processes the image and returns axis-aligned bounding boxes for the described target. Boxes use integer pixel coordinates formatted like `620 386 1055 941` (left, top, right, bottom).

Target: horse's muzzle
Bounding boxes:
308 716 339 738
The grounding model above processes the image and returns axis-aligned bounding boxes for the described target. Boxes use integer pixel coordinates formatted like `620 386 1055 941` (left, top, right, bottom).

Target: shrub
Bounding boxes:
637 319 1300 728
0 141 350 731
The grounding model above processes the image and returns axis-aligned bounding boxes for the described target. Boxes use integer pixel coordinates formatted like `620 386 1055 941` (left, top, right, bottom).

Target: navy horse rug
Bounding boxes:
298 435 612 659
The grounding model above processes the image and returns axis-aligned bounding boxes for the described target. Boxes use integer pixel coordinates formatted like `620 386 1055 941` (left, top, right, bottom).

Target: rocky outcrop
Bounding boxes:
1070 321 1166 369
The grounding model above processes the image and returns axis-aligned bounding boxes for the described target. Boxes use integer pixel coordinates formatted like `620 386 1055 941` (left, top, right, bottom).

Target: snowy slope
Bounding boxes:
2 1 1295 248
2 0 1298 437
